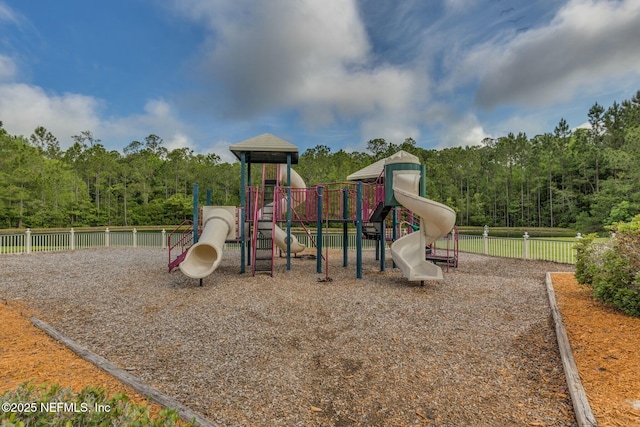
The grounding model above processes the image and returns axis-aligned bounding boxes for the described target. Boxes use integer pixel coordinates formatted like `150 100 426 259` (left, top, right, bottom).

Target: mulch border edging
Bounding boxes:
545 272 598 427
30 317 218 427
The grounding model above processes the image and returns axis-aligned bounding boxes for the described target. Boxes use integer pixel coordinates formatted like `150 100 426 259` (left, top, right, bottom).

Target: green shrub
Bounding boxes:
575 216 640 317
574 233 599 286
1 382 199 427
593 249 634 302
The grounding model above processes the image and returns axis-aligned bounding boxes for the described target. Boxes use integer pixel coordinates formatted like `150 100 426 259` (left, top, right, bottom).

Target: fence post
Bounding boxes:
70 228 75 250
483 225 489 255
25 228 32 254
105 228 110 247
161 229 166 249
523 231 530 260
133 228 138 248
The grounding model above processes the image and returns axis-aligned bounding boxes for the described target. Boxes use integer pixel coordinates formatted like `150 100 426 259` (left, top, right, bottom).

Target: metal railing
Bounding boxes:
1 227 583 264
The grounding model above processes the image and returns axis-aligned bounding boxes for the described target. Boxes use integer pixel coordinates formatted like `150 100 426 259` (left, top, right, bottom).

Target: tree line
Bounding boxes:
1 90 639 232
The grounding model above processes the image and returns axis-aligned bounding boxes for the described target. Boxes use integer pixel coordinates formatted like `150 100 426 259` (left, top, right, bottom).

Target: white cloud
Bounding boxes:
436 114 489 148
0 83 102 144
188 0 370 115
0 2 19 24
0 81 196 153
574 121 591 131
172 0 431 135
360 117 421 146
464 0 640 109
101 99 194 150
164 132 193 152
490 112 548 139
202 139 238 164
0 54 17 81
144 99 171 117
104 99 179 137
297 66 426 128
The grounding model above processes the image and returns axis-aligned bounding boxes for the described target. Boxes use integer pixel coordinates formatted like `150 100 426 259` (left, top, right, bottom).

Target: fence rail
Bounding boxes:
0 228 583 264
0 228 168 254
456 232 580 264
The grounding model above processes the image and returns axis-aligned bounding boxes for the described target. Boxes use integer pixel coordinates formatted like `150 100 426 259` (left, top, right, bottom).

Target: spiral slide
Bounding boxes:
390 163 456 282
258 166 306 253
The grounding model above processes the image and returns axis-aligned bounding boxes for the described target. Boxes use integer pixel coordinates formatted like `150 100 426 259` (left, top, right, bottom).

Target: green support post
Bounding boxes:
286 155 292 271
316 186 323 274
380 217 385 271
193 184 199 244
246 160 252 268
342 188 348 267
392 207 398 268
356 182 363 279
240 153 246 274
420 164 426 198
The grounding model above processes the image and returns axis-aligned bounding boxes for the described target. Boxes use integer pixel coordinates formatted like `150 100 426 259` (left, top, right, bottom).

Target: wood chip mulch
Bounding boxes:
2 250 638 426
551 273 640 427
0 301 162 412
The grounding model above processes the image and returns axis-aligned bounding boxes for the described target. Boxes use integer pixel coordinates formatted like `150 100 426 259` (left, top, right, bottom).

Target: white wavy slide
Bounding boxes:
389 159 456 282
258 166 306 253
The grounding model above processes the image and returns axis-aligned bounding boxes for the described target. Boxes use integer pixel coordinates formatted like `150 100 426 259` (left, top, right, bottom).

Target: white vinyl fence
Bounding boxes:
455 231 582 264
1 228 583 264
0 228 168 254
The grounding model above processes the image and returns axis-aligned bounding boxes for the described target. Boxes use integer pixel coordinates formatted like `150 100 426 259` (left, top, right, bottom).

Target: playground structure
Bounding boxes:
168 134 458 283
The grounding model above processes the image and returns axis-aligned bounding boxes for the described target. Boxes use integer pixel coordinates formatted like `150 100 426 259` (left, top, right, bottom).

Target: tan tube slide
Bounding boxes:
179 207 236 279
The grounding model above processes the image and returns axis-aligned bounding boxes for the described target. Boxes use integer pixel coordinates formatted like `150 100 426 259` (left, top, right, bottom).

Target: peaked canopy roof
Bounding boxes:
345 158 386 182
346 150 418 182
229 133 299 164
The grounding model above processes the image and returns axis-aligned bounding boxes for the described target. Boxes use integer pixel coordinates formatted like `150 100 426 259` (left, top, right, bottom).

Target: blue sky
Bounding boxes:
1 0 639 163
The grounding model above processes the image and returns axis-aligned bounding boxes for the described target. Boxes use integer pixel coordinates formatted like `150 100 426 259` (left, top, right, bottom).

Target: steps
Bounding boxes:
253 231 273 272
363 202 392 240
167 219 195 272
250 171 277 276
368 202 392 223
